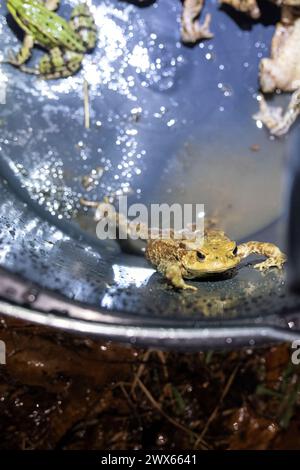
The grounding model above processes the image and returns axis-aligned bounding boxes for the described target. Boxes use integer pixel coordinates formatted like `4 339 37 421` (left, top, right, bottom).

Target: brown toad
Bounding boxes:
80 199 287 291
146 230 286 290
259 16 300 94
253 17 300 135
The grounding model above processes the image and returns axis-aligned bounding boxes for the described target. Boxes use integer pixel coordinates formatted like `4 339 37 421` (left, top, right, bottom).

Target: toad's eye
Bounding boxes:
233 246 238 255
197 251 206 260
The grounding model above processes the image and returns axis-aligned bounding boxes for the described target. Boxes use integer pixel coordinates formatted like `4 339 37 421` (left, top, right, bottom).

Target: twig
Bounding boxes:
83 79 90 129
131 350 169 398
119 382 136 412
130 350 152 397
194 363 240 449
156 350 169 380
137 378 209 449
118 382 144 429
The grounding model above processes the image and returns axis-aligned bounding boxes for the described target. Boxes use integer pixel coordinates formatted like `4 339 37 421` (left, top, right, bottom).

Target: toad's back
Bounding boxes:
146 239 185 267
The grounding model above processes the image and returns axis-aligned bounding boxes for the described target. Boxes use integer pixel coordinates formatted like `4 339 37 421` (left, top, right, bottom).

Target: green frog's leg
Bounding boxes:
253 90 300 137
237 242 287 271
10 47 82 78
69 4 97 50
158 261 197 290
38 47 83 79
7 35 34 66
44 0 60 11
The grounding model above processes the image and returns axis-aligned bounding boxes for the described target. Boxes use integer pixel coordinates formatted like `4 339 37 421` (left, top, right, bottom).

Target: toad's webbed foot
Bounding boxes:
254 257 286 271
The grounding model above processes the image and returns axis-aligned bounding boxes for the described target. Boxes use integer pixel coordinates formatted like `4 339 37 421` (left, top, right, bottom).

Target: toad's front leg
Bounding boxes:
158 261 197 290
237 241 287 271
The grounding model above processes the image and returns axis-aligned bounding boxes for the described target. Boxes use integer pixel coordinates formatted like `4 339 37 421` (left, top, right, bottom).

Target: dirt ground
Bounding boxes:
0 315 300 450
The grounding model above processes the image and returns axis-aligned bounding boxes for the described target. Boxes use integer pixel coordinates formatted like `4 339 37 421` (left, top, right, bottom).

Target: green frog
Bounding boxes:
6 0 97 79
